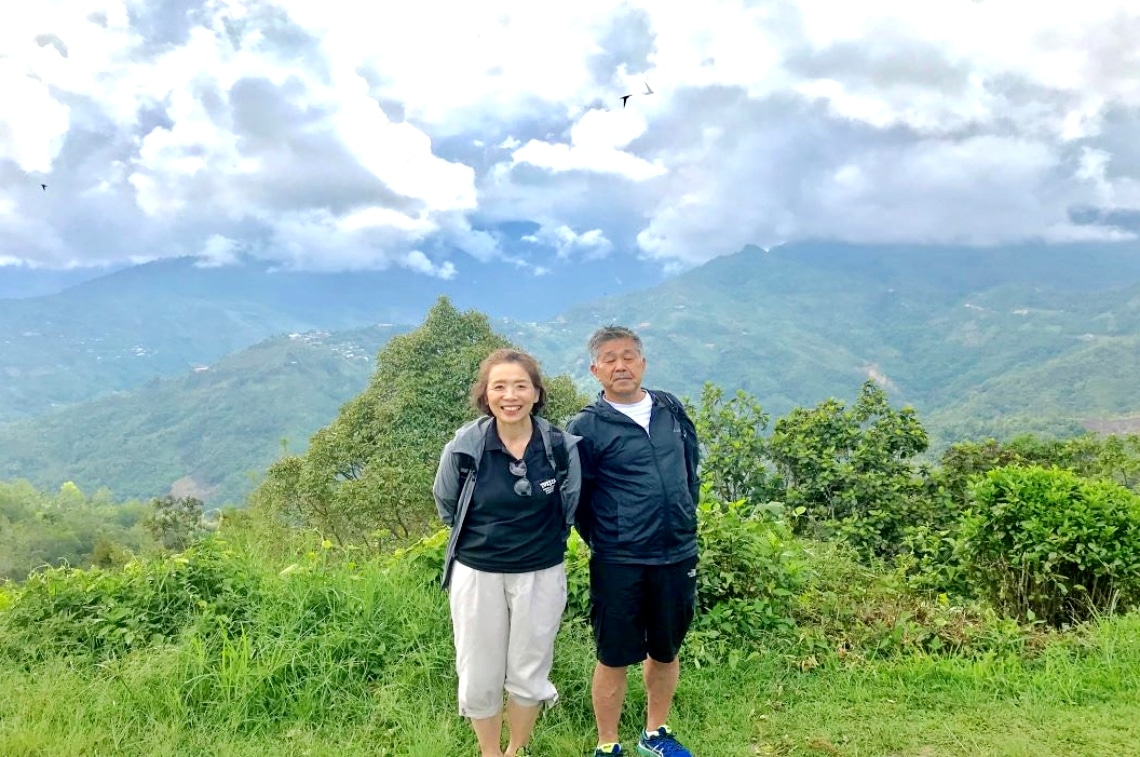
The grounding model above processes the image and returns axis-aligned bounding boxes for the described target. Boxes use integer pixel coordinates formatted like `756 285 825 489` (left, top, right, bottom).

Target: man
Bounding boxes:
566 325 701 757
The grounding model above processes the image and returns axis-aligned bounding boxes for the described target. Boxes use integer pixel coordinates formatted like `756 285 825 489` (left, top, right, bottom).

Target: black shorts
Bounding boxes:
588 554 698 668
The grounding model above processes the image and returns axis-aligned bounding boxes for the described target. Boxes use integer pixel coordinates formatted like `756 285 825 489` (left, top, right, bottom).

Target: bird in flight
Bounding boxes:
621 94 631 108
643 82 653 95
40 184 47 191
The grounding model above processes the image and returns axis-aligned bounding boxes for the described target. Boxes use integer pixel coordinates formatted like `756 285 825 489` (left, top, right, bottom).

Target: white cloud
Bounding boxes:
511 108 667 181
0 69 71 174
2 0 1140 275
403 249 457 279
523 223 613 260
195 234 242 267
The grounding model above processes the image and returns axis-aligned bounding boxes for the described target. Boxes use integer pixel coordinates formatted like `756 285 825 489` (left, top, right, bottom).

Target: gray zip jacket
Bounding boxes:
433 414 582 589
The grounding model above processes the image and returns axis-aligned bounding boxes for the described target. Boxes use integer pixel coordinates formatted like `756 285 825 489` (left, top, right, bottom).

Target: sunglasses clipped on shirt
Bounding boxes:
509 459 532 497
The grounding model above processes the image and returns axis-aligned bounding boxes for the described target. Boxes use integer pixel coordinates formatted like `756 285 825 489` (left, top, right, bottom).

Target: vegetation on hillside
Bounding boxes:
249 298 589 547
0 480 215 583
3 297 1140 754
7 243 1140 508
0 326 406 504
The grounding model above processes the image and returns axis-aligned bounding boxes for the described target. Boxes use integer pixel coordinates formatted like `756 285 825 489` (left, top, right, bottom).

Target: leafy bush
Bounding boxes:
690 382 781 507
389 527 448 588
959 465 1140 626
893 520 972 599
677 500 809 665
0 479 152 582
768 381 929 561
563 530 592 622
792 540 1034 663
0 537 263 664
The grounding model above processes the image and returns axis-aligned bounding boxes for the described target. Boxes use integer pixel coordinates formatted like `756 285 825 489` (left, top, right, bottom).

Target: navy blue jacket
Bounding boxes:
566 389 699 565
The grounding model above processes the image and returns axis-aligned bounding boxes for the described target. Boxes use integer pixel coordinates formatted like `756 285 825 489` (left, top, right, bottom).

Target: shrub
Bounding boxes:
682 500 809 665
768 381 929 562
403 499 809 665
958 465 1140 627
792 539 1035 662
0 537 263 664
389 527 448 588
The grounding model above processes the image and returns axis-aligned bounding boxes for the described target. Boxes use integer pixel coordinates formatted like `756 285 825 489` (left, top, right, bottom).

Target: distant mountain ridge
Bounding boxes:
0 324 407 502
5 240 1140 503
0 263 125 299
0 250 665 422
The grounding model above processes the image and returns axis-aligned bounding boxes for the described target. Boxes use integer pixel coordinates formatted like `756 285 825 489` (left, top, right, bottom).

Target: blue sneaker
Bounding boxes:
594 743 624 756
636 725 692 756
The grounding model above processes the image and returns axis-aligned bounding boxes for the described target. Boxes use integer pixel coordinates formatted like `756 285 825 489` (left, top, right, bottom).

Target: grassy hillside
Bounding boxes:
0 325 406 503
1 529 1137 756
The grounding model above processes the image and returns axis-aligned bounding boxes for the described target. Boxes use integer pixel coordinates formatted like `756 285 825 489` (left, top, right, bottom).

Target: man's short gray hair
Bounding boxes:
587 325 643 364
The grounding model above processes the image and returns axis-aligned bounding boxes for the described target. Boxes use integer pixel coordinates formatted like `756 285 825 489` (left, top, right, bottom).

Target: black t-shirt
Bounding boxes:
454 422 566 573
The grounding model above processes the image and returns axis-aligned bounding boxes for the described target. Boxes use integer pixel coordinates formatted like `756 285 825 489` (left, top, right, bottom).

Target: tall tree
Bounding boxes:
691 382 779 508
251 297 588 547
767 380 929 558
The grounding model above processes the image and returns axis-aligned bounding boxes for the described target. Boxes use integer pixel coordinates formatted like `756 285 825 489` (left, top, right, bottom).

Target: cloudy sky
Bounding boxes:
3 0 1140 279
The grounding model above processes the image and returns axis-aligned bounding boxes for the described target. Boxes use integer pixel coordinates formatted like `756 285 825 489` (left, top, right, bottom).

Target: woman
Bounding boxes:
433 348 582 757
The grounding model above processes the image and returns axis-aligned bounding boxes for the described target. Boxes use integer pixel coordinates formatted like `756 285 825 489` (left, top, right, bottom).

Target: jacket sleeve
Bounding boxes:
668 392 702 505
688 423 702 506
566 416 595 545
433 439 461 527
561 439 583 525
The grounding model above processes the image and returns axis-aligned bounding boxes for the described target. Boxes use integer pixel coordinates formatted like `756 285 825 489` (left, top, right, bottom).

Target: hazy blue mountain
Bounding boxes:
6 239 1140 504
0 249 664 422
0 324 407 503
0 263 126 299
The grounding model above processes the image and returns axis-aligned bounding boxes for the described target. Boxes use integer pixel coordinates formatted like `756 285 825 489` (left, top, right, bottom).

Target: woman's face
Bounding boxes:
485 361 538 424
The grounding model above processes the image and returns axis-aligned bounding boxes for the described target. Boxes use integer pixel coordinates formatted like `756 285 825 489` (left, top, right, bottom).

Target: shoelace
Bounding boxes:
643 729 688 756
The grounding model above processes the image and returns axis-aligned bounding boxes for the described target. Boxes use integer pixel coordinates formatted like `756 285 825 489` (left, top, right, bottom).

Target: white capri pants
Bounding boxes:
448 560 568 719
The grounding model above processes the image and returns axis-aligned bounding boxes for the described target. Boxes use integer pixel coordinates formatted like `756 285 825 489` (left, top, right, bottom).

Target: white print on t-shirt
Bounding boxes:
540 478 556 494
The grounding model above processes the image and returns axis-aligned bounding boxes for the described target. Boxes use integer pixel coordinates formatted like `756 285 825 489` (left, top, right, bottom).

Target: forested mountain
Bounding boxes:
0 251 664 422
0 325 406 503
505 242 1140 436
4 240 1140 503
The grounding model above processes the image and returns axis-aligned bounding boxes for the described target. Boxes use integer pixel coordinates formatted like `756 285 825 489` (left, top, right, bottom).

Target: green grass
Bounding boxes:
1 536 1138 757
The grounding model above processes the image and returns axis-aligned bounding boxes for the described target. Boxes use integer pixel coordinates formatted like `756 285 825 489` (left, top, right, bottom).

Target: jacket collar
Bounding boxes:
588 388 662 418
448 414 572 458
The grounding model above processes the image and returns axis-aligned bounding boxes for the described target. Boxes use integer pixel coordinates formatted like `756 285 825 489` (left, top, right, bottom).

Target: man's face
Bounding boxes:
590 337 647 401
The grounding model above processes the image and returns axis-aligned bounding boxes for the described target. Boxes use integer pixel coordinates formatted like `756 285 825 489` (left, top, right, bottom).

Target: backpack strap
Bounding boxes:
653 390 701 497
456 452 476 494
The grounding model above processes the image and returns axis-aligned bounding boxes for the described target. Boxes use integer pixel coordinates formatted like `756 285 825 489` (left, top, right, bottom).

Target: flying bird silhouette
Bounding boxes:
621 94 631 108
40 184 47 191
643 82 653 95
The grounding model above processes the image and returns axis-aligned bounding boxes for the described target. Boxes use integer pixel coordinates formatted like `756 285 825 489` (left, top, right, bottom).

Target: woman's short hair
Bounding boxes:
469 348 547 416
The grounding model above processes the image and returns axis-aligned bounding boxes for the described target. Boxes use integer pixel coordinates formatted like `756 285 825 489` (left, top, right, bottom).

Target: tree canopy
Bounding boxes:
250 296 589 547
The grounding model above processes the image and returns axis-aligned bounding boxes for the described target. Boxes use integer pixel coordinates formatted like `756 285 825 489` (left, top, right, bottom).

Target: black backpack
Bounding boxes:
654 390 701 496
